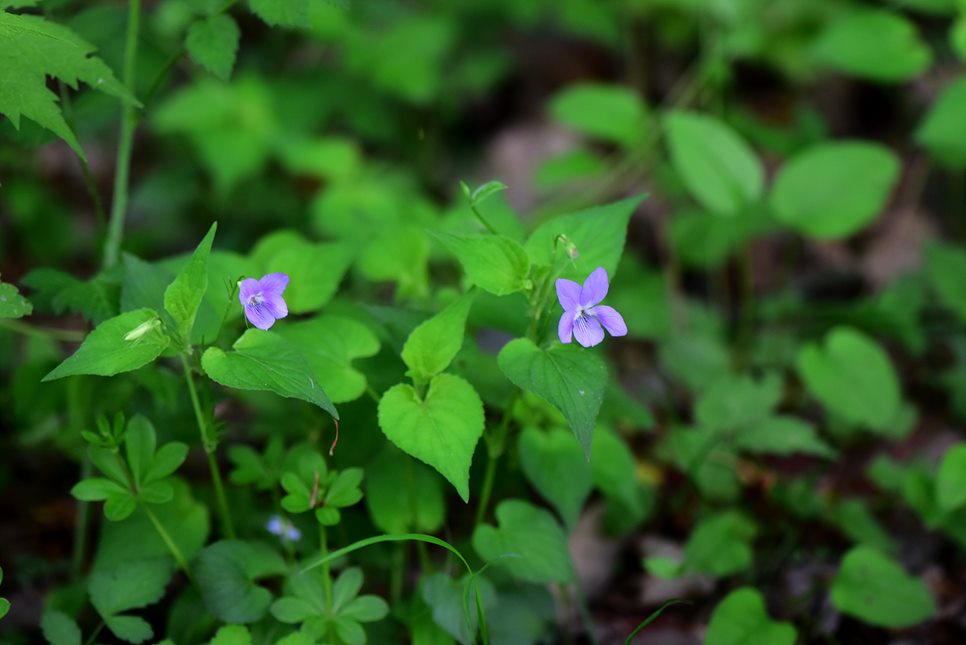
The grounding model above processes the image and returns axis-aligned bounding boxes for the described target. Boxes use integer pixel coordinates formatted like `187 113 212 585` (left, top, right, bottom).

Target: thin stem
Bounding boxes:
390 542 405 605
142 503 193 578
319 525 333 614
83 620 104 645
180 354 236 538
475 391 519 524
0 319 85 342
71 454 92 579
103 0 141 269
469 203 499 235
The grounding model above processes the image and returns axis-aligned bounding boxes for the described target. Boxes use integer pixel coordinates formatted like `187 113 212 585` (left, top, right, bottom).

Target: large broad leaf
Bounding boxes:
430 232 531 296
401 292 476 380
524 196 642 280
186 15 240 81
705 587 797 645
937 443 966 513
365 446 445 535
202 330 338 418
830 546 936 628
89 558 173 644
664 111 764 217
925 242 966 323
43 309 170 381
684 511 757 577
472 499 575 584
0 281 32 318
164 223 217 343
796 327 901 432
549 83 649 147
195 540 287 624
377 373 484 502
811 9 931 82
770 142 900 239
0 10 134 160
275 316 380 403
590 427 645 517
497 338 607 455
695 373 782 433
518 427 592 529
916 78 966 169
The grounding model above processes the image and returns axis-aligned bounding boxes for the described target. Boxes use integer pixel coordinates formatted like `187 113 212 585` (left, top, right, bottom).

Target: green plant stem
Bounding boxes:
103 0 141 269
390 543 406 605
180 354 236 539
475 391 519 524
469 203 499 234
142 503 193 578
319 525 334 614
71 454 92 579
0 319 85 342
83 620 104 645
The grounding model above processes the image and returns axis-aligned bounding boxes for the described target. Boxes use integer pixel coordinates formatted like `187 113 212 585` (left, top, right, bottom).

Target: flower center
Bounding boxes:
574 304 595 320
247 293 265 307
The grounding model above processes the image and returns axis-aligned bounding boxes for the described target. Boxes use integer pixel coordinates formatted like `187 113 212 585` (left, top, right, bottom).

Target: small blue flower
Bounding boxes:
266 515 301 542
239 273 289 330
556 267 627 348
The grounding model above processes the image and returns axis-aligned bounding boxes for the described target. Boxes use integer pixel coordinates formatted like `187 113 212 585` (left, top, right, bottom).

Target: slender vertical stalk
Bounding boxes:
142 504 193 578
319 526 333 611
180 354 235 538
71 455 92 579
475 391 519 524
103 0 141 269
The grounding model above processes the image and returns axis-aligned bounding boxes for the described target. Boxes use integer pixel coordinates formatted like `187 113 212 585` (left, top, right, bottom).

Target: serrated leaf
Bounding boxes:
186 15 240 81
472 499 575 584
830 546 936 627
209 624 252 645
201 329 338 418
164 223 216 343
431 232 531 296
89 558 172 642
196 540 287 624
0 281 32 318
664 110 764 216
402 292 476 380
377 373 484 502
497 338 607 455
524 196 642 280
249 0 309 27
43 309 170 381
0 11 135 159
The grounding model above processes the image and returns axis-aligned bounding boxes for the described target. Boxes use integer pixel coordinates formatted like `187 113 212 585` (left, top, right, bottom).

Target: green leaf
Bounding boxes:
937 443 966 513
249 0 309 27
365 446 445 535
259 239 352 314
22 268 116 324
186 15 240 81
89 558 172 643
276 315 380 403
497 338 607 455
770 142 900 239
590 427 644 517
916 78 966 169
430 232 531 296
735 416 834 458
517 427 592 529
0 11 135 160
705 587 797 645
926 242 966 322
202 330 338 418
695 373 782 433
402 292 476 380
827 499 897 552
420 573 496 645
195 540 287 624
524 196 642 280
209 624 251 645
664 111 764 216
463 180 508 206
377 373 484 502
684 511 757 577
549 83 648 147
40 609 81 645
124 415 155 486
43 309 170 381
796 327 902 433
0 281 32 318
0 598 7 621
472 499 575 584
71 477 129 501
830 546 936 627
811 9 931 82
164 223 216 343
144 442 189 484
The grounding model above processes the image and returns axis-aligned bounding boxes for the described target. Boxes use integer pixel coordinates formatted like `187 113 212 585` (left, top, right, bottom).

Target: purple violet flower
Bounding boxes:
239 273 289 330
266 515 301 542
556 267 627 347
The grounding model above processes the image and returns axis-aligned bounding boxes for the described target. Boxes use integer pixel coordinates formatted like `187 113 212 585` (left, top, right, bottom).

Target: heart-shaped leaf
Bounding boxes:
377 373 484 502
517 427 591 529
196 540 287 624
705 587 797 645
